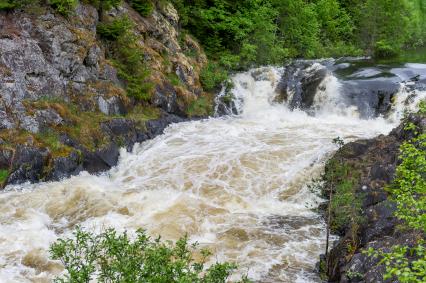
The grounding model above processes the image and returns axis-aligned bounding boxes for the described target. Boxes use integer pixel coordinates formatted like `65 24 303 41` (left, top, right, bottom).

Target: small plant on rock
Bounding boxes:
49 0 78 16
129 0 154 17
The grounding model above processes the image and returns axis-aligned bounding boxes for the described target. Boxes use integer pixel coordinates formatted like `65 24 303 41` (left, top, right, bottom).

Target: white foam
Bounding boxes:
0 66 422 282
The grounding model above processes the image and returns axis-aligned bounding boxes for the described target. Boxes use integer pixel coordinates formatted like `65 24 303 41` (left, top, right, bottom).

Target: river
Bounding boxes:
0 60 425 282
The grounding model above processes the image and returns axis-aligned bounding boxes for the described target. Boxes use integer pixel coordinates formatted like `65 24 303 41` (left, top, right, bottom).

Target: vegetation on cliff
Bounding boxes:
366 106 426 283
321 104 426 282
50 227 250 282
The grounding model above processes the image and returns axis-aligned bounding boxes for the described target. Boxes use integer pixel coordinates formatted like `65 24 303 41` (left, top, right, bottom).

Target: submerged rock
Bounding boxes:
275 61 328 110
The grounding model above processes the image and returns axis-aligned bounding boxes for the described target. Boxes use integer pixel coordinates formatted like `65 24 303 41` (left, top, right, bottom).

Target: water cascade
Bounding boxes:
1 61 425 282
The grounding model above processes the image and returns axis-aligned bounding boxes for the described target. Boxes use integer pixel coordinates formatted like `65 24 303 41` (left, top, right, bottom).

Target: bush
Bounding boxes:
373 40 399 59
49 0 78 15
0 0 37 10
388 132 426 233
324 160 363 235
187 96 213 117
0 0 18 10
98 16 153 100
200 62 228 92
129 0 154 17
97 16 133 41
50 227 250 283
84 0 121 11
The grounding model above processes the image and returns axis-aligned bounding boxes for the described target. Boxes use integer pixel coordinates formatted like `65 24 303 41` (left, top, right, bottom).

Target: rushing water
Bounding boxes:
1 62 425 283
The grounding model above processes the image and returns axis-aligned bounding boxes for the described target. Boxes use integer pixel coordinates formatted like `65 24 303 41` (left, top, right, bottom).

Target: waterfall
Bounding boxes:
0 61 425 282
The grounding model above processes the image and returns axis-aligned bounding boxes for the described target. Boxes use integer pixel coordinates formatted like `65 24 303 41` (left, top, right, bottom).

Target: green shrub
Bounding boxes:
97 16 133 41
187 96 212 117
0 169 8 185
50 227 250 283
366 242 426 283
324 160 363 235
129 0 154 17
0 0 18 10
49 0 78 15
0 0 38 10
388 133 426 233
373 40 399 59
84 0 121 11
200 62 228 92
98 16 153 101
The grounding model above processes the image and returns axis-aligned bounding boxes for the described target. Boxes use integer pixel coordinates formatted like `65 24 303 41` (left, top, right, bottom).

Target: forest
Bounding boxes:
171 0 426 68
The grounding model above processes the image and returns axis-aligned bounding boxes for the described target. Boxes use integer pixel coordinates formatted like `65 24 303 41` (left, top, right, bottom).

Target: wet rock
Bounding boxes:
363 201 397 244
340 78 400 118
48 151 83 181
276 61 328 109
146 113 186 138
101 118 139 149
8 146 49 184
0 148 13 168
152 83 185 116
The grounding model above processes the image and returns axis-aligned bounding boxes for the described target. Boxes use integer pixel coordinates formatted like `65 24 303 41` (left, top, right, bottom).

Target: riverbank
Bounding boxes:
320 112 426 282
0 1 213 187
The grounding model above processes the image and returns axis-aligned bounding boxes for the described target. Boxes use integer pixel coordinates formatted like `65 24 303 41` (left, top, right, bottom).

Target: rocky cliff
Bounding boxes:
320 113 426 282
0 1 211 186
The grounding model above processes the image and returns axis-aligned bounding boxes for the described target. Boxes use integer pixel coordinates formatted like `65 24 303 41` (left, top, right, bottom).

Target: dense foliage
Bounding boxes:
50 227 250 283
170 0 426 89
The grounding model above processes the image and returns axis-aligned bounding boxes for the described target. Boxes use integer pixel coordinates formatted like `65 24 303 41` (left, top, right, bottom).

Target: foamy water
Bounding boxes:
0 66 424 282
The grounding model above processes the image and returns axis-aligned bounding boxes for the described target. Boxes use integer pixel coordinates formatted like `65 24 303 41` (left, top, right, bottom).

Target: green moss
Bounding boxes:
324 159 364 235
0 169 9 184
166 72 182 86
187 96 213 117
125 105 161 122
0 0 17 10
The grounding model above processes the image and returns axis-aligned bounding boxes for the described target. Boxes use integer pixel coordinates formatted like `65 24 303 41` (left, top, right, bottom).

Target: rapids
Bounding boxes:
1 61 425 282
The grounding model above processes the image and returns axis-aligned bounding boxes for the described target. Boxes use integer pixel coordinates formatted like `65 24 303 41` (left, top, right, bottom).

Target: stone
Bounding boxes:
97 96 126 116
275 61 328 110
8 146 49 184
48 151 84 181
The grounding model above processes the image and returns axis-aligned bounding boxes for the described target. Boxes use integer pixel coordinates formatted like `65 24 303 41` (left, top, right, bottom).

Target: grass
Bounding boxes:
125 105 161 123
166 72 182 86
186 96 213 117
324 159 363 236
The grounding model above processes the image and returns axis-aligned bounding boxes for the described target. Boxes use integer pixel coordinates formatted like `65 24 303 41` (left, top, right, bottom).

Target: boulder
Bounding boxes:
8 146 49 184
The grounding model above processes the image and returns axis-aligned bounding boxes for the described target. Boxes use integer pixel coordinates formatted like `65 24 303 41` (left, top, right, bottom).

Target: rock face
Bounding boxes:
0 2 209 186
275 61 329 110
274 60 425 119
322 114 426 282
